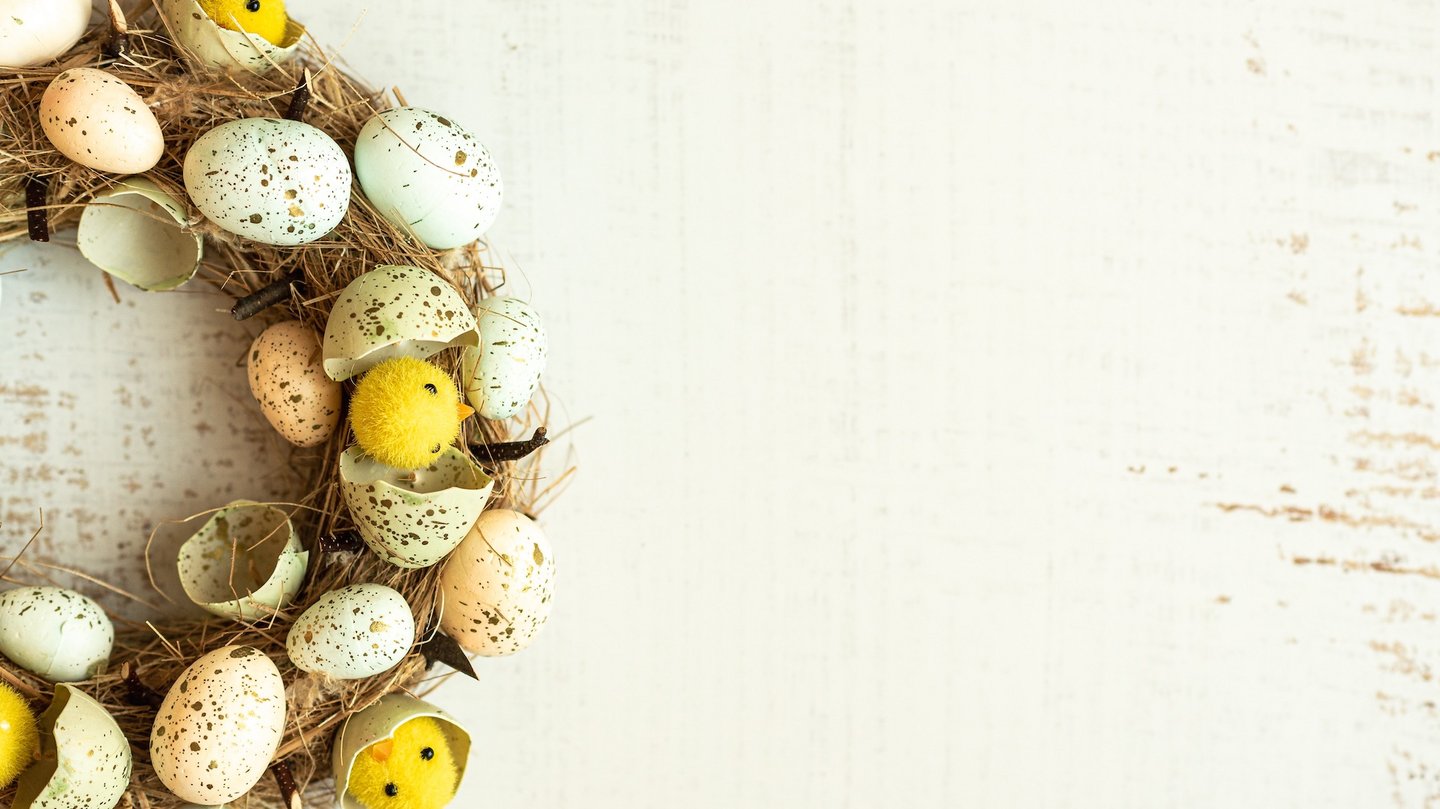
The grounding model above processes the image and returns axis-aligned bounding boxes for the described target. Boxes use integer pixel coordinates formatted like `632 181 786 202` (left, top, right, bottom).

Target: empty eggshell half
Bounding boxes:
12 684 132 809
322 264 479 381
339 446 493 569
461 296 548 420
177 501 309 621
77 178 202 291
440 509 556 657
157 0 303 74
332 694 470 809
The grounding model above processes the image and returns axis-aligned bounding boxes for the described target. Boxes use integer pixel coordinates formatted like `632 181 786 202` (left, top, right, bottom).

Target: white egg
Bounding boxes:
151 646 286 805
286 584 415 679
0 0 90 68
12 685 132 809
461 297 548 420
184 117 351 246
354 107 502 249
0 587 113 682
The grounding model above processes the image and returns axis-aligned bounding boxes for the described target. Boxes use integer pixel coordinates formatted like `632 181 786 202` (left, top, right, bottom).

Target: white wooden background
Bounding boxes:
12 0 1440 806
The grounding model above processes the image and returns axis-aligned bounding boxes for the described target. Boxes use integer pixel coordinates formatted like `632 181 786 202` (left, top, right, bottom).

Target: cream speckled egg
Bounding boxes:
12 685 132 809
354 107 502 249
184 117 351 246
321 264 479 381
286 584 415 679
151 646 286 806
439 509 556 657
340 446 494 569
461 296 548 420
40 69 164 174
0 586 113 682
0 0 90 68
247 320 342 447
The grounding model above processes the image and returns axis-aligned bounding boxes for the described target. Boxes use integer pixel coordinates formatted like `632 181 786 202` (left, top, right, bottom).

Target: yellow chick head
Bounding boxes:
348 717 459 809
0 682 36 789
350 357 473 471
196 0 289 46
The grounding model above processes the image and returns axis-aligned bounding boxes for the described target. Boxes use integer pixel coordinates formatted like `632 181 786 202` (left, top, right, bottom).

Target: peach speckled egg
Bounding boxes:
247 320 342 447
286 584 415 679
439 509 556 657
151 646 286 805
40 68 164 174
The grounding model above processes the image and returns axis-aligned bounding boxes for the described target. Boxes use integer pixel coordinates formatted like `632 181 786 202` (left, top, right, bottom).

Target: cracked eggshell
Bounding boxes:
77 178 203 291
0 0 90 68
354 107 503 249
0 587 113 682
439 509 556 657
11 685 131 809
158 0 303 75
461 296 548 420
321 264 478 381
333 694 470 809
177 501 309 621
40 68 164 174
340 446 493 569
151 646 286 806
184 117 351 246
286 584 415 679
247 320 341 447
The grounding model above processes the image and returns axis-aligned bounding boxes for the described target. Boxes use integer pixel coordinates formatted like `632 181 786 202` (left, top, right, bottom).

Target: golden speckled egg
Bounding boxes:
151 646 286 805
247 320 342 447
439 509 556 657
39 68 164 174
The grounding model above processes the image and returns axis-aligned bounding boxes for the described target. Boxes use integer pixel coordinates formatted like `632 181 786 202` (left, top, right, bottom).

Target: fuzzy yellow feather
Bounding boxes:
350 357 473 471
196 0 289 46
0 682 36 789
348 717 459 809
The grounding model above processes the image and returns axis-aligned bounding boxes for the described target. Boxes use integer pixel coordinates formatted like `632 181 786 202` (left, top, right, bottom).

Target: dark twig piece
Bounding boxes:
271 760 303 809
102 0 129 60
121 664 165 710
418 630 477 680
24 176 48 242
285 69 313 122
231 269 306 320
469 426 548 468
319 530 364 554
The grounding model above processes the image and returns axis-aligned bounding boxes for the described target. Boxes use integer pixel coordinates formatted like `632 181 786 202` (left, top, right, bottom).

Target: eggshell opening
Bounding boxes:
340 447 494 569
13 685 131 809
158 0 304 75
177 501 309 621
76 179 202 292
332 694 471 809
322 265 480 381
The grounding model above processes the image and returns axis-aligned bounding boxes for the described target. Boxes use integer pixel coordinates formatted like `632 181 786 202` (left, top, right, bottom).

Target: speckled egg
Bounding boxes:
0 587 113 682
340 446 494 569
286 584 415 679
40 68 164 174
184 117 351 246
12 685 132 809
0 0 90 68
354 107 502 249
439 509 556 657
151 646 286 805
321 264 479 381
247 320 342 447
461 297 548 420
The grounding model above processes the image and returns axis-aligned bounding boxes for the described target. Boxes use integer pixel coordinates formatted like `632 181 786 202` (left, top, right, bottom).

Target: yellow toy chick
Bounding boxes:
349 357 473 471
348 717 459 809
197 0 289 46
0 682 37 789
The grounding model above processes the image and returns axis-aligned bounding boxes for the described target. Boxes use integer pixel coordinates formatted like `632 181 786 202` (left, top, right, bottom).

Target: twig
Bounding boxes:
121 664 165 710
271 760 303 809
469 427 549 468
231 269 305 320
285 70 313 122
25 176 48 242
319 530 364 554
102 0 129 60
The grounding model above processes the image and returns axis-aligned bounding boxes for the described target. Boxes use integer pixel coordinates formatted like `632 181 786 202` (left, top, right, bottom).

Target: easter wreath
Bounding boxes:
0 1 570 807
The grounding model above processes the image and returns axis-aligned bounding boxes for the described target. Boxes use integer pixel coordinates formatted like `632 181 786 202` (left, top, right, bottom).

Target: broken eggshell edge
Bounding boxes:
157 0 304 75
177 500 310 621
321 264 479 382
76 178 202 291
332 694 470 809
12 685 132 809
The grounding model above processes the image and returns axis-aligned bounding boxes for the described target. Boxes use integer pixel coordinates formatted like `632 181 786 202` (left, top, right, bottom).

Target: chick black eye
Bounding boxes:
384 783 399 797
420 747 435 760
245 0 260 10
431 444 441 454
423 383 438 395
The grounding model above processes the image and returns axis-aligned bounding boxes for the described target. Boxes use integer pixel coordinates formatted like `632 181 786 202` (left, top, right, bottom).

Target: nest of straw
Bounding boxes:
0 3 569 807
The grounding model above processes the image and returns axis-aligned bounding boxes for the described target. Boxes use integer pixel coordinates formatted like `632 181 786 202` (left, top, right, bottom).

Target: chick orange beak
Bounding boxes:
368 738 394 763
457 402 475 422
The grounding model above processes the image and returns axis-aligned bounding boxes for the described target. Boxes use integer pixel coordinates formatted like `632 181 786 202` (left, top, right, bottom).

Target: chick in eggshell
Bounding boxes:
347 717 459 809
0 682 36 788
349 357 474 471
196 0 289 46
